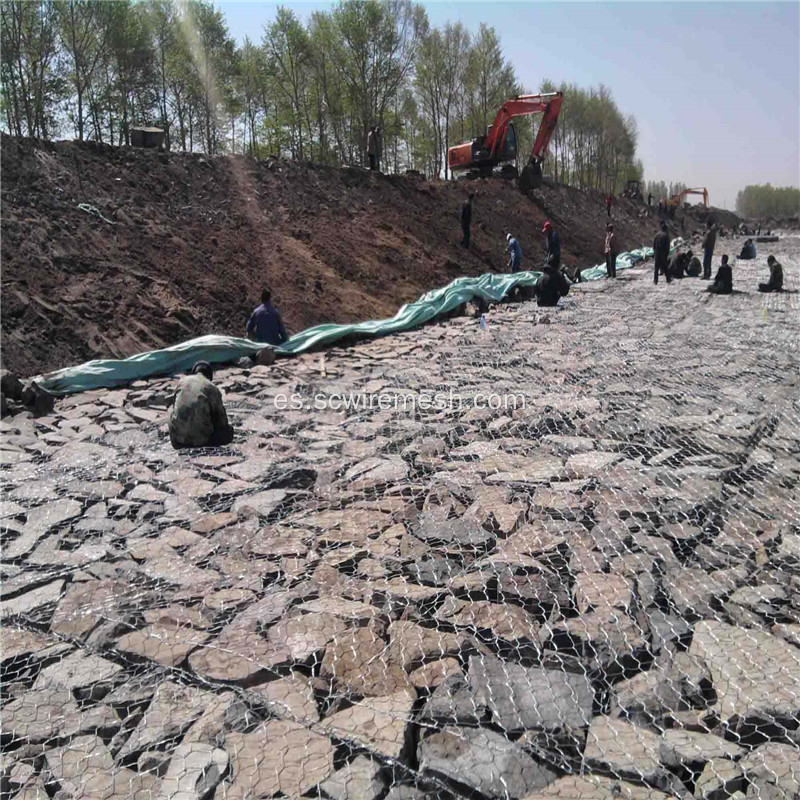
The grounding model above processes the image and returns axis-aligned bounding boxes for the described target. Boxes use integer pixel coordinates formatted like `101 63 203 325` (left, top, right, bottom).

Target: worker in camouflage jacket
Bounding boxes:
168 361 233 449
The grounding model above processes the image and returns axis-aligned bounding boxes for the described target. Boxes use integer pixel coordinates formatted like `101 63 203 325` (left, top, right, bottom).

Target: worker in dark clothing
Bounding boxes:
759 255 783 292
533 265 571 307
648 193 653 207
605 195 613 217
685 250 702 277
168 362 234 449
668 250 687 280
604 223 617 278
739 239 756 260
506 233 522 273
707 255 733 295
461 194 474 248
542 220 561 270
653 222 671 284
702 222 717 279
246 288 289 346
367 126 380 170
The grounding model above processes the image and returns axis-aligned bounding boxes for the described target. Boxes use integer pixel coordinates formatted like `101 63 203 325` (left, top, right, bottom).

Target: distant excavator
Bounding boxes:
447 91 564 193
666 187 709 208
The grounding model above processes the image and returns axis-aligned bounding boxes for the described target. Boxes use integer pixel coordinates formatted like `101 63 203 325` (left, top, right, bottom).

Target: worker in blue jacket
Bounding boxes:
506 233 522 273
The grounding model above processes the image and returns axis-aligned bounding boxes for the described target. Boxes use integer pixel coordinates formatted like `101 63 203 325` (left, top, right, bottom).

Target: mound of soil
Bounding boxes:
0 134 737 377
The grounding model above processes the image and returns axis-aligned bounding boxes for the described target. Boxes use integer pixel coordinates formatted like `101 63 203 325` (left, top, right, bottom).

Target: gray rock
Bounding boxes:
322 689 415 760
695 758 746 800
583 717 675 791
468 654 594 734
117 681 213 758
522 774 676 799
740 743 800 799
418 726 558 798
689 621 800 727
155 742 228 800
415 511 494 550
226 719 335 798
658 729 743 770
419 674 486 725
319 756 386 800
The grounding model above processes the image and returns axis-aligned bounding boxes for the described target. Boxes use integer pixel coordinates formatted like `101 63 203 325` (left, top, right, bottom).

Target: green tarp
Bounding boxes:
36 246 658 396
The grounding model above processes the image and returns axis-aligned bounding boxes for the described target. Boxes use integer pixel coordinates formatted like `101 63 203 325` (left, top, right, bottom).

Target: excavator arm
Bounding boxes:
666 187 709 207
447 91 563 190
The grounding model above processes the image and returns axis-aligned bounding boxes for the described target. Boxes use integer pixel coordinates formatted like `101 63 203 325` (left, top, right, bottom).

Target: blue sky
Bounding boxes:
221 2 799 210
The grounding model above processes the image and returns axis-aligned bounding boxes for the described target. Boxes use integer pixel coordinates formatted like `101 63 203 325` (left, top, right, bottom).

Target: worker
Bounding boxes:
668 249 686 280
707 255 733 295
375 126 383 171
605 195 613 217
246 288 289 346
653 222 671 285
461 193 474 248
168 362 233 449
542 220 561 271
367 125 380 171
532 265 571 307
506 233 522 273
648 192 653 207
685 250 702 277
759 255 783 293
702 222 717 279
739 239 756 260
604 223 617 278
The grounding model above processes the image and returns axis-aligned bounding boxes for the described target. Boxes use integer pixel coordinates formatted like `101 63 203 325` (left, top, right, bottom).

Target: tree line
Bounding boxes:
2 0 643 192
735 184 800 219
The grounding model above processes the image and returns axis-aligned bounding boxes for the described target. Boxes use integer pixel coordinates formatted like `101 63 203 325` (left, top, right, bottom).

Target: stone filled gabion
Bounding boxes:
1 239 799 800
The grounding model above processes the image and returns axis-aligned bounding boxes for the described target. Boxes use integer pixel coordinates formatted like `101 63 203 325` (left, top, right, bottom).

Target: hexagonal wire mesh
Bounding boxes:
1 239 799 799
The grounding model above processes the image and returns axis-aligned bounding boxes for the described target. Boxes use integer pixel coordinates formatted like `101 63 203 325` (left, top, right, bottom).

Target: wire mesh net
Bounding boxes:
2 238 799 800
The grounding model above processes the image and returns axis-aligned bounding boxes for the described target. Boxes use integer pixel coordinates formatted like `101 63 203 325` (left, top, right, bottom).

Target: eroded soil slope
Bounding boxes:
1 134 733 376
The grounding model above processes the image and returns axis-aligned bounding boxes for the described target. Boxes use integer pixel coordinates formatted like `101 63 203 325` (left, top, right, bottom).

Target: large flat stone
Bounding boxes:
322 689 416 760
117 681 213 758
689 620 800 726
523 774 675 799
583 717 673 790
155 742 228 800
468 655 594 734
225 719 335 798
320 627 412 696
418 726 558 798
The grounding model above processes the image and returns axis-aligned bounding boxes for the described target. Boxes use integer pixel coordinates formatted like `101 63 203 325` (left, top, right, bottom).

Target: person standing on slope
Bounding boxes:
542 220 561 271
604 223 617 278
461 193 475 248
506 233 523 273
653 222 671 285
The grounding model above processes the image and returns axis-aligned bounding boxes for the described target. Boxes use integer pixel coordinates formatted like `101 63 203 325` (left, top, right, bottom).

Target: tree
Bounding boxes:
263 7 312 160
331 0 426 166
736 184 800 218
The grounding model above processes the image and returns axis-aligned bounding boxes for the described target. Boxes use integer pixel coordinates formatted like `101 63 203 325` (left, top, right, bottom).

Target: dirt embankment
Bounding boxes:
1 134 737 377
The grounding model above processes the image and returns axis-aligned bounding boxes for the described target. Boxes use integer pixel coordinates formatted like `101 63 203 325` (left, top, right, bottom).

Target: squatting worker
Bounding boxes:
461 193 474 248
653 222 671 285
168 362 233 449
533 264 571 307
246 288 289 346
708 255 733 295
759 256 783 293
542 220 561 271
604 223 617 278
702 221 717 280
507 233 522 273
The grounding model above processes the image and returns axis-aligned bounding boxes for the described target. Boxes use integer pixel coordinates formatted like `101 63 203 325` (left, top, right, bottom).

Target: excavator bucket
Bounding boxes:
518 160 543 193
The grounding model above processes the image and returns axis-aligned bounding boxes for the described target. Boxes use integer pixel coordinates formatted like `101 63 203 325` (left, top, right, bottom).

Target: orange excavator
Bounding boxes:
447 91 564 192
665 187 709 207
